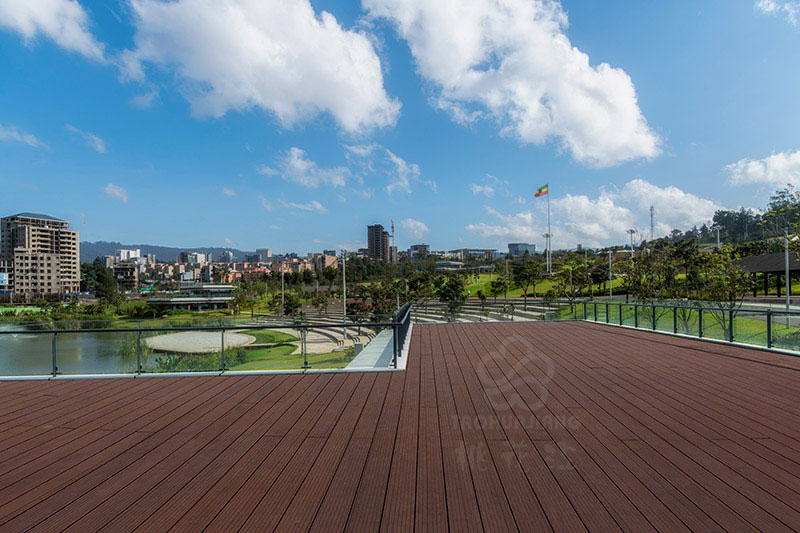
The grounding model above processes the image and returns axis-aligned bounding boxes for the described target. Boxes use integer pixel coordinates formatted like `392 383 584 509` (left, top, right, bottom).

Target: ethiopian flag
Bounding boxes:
535 184 549 197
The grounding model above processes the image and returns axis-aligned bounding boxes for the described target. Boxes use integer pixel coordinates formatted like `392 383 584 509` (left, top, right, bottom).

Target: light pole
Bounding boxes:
626 229 636 259
712 225 722 248
608 250 613 299
785 229 790 325
504 259 509 299
280 266 284 323
341 249 347 341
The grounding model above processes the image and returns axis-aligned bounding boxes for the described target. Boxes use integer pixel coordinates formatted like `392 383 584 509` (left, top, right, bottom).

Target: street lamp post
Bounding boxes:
785 229 790 325
712 225 722 248
342 249 347 341
280 267 284 323
626 229 636 259
608 250 613 299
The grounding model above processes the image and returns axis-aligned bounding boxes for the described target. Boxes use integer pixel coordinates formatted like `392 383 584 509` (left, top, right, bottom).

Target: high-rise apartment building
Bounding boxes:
0 213 80 299
367 224 390 261
255 248 272 261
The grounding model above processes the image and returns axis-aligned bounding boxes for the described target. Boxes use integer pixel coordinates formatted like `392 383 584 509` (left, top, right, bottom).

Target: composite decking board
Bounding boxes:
0 375 252 529
546 323 800 501
1 321 800 531
574 322 800 416
525 323 800 531
238 374 368 532
2 376 267 532
159 377 318 532
0 377 207 496
34 377 284 533
308 373 392 533
465 323 659 533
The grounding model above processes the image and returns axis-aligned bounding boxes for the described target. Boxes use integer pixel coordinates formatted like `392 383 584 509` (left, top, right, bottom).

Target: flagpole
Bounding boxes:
547 185 551 274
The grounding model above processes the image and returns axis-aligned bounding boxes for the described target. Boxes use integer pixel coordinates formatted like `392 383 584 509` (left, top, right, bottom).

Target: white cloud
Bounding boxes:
0 0 105 61
130 88 158 109
364 0 660 167
273 147 348 188
400 218 430 240
65 123 105 153
467 179 720 248
620 178 722 232
102 183 128 203
345 143 424 195
123 0 399 132
222 187 236 197
259 196 273 211
756 0 800 25
280 199 327 213
256 165 277 176
471 183 495 197
0 123 45 147
726 149 800 187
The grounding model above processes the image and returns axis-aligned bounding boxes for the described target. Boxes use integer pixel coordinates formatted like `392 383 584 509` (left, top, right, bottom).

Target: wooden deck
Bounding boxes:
1 321 800 531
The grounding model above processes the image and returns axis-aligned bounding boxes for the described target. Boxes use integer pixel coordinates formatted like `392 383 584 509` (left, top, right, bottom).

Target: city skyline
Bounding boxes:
1 1 800 252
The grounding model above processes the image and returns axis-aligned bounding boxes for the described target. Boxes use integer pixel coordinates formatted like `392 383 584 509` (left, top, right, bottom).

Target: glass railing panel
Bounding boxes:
621 304 636 326
655 307 674 333
731 311 769 348
673 307 699 336
141 328 225 373
0 325 52 376
769 313 800 351
701 309 728 341
58 331 141 375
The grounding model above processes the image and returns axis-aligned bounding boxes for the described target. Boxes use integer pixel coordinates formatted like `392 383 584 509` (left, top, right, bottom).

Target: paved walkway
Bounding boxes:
145 332 255 353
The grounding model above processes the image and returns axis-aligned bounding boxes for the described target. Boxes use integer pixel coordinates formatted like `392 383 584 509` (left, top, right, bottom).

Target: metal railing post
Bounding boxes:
51 331 58 377
619 303 623 325
136 329 142 374
220 329 226 371
634 304 638 328
392 323 398 368
594 302 597 321
302 328 309 369
652 305 657 330
728 310 734 342
698 309 703 338
673 307 677 334
582 301 587 320
605 303 609 324
767 311 773 348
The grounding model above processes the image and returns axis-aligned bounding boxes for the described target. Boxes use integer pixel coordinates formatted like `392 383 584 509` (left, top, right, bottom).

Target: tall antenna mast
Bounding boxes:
649 205 655 241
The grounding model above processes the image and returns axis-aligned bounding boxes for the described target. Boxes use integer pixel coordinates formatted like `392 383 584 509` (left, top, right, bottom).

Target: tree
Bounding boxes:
511 258 541 310
312 292 329 315
489 277 508 303
694 247 754 340
436 274 467 321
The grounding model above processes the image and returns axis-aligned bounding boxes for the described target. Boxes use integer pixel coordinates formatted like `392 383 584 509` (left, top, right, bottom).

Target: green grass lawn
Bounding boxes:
463 273 611 299
228 343 355 371
246 329 298 344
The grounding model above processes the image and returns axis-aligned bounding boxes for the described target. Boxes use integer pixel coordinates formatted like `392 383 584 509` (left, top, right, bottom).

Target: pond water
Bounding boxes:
0 323 144 375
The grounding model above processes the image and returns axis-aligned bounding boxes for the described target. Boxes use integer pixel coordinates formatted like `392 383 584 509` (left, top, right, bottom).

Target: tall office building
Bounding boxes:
0 213 80 298
367 224 390 261
256 248 272 261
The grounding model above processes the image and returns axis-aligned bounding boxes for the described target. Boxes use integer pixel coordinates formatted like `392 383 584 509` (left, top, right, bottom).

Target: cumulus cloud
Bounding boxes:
279 199 327 213
756 0 800 25
345 143 430 195
467 179 720 248
0 0 105 61
471 183 495 197
726 149 800 187
270 147 348 188
401 218 430 240
102 183 128 203
222 187 236 197
620 178 722 233
130 88 158 109
364 0 660 167
0 123 46 147
122 0 399 132
65 123 105 153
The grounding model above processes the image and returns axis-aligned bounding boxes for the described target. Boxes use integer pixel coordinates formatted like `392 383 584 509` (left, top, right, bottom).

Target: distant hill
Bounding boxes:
80 241 255 263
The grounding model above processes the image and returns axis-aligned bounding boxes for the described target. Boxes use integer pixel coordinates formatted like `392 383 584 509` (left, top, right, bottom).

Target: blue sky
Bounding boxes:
1 0 800 254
